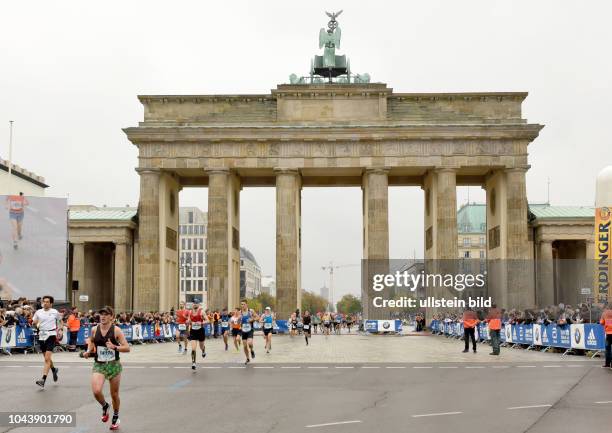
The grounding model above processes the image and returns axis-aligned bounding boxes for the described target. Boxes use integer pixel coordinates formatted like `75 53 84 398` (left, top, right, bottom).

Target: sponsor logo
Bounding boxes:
551 326 558 341
4 327 12 344
382 321 391 330
535 328 541 342
574 328 582 344
586 329 597 346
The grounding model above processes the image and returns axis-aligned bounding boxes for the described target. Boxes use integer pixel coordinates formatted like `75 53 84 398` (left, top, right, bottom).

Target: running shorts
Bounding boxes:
241 330 254 340
263 328 273 336
9 211 24 222
231 328 241 337
188 328 206 342
39 335 57 353
93 360 123 380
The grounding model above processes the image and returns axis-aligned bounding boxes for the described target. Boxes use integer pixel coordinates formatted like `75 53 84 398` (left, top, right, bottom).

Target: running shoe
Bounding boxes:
244 358 250 365
35 379 45 388
110 415 120 430
201 352 206 358
225 343 228 351
101 402 110 423
191 362 196 370
178 346 182 354
51 367 59 382
251 349 255 359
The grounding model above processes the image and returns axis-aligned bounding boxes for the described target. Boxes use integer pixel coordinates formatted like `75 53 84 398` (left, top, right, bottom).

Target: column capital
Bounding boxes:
273 168 301 176
205 168 231 176
433 166 458 174
504 165 530 174
135 167 161 175
71 240 85 245
363 167 389 175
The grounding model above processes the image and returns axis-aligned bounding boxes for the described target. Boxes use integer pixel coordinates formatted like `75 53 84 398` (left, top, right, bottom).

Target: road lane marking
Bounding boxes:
254 366 274 369
306 420 362 428
124 366 145 369
507 404 552 410
28 206 39 213
308 366 328 369
516 365 536 368
173 366 190 369
543 365 561 368
386 366 406 369
4 366 22 368
228 366 246 369
492 366 510 369
412 411 462 418
595 401 612 404
567 364 587 367
281 366 301 369
361 366 380 369
151 366 169 369
335 366 354 369
44 217 57 225
200 366 222 369
439 366 458 369
413 366 432 369
465 366 485 369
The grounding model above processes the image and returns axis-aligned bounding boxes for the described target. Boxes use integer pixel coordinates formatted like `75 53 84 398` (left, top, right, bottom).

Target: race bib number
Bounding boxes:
97 346 116 362
191 323 202 330
241 323 252 333
178 324 187 331
264 323 272 329
303 324 310 330
324 321 330 325
221 321 229 328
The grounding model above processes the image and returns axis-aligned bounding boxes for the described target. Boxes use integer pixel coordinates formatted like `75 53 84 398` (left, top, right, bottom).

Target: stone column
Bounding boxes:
423 168 458 323
114 242 129 312
135 168 160 312
72 242 87 310
207 169 241 311
537 240 555 307
505 167 534 308
275 169 301 319
362 168 389 320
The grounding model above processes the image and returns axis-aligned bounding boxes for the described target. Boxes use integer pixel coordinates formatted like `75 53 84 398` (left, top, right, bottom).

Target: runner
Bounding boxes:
323 312 332 336
220 308 230 351
230 308 242 351
32 295 62 388
303 310 312 346
260 306 274 354
289 312 298 337
334 312 343 335
5 192 28 250
240 300 258 364
187 301 208 370
345 314 353 334
312 313 321 334
175 302 189 354
81 306 129 431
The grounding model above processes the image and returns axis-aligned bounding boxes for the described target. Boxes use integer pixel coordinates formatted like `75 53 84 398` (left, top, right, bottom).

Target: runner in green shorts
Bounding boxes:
82 306 129 431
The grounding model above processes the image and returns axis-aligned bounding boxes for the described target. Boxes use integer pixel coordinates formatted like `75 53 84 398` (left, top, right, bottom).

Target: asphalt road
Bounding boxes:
0 360 610 433
0 196 67 300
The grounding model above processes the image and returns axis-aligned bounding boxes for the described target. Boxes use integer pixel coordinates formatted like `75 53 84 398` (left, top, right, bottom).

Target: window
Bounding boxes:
186 280 191 291
480 237 485 245
181 280 185 292
463 237 470 246
479 250 485 259
463 251 471 258
181 239 186 250
198 280 203 291
188 226 193 235
188 212 193 224
198 266 203 278
199 252 204 264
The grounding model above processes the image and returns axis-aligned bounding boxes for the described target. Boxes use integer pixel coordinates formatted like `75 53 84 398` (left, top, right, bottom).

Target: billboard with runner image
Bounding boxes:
0 195 67 301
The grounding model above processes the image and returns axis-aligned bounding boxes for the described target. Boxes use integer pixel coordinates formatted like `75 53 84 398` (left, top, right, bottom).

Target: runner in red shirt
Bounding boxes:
5 192 28 250
175 302 189 355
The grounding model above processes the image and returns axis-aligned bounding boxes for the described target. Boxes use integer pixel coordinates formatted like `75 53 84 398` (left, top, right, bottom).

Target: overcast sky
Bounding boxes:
2 1 611 300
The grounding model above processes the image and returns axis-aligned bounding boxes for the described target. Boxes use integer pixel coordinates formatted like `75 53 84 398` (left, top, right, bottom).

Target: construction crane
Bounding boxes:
321 262 360 311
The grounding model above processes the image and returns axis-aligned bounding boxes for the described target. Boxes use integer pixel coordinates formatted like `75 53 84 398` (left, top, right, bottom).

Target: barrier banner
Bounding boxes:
16 326 34 347
594 207 611 303
550 325 571 348
503 324 513 343
163 324 173 339
274 320 289 334
533 324 542 346
378 320 395 332
132 324 143 340
584 324 605 350
570 324 586 350
365 320 378 332
1 326 17 348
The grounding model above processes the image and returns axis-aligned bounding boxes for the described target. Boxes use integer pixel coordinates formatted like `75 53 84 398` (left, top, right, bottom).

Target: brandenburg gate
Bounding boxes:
124 13 542 318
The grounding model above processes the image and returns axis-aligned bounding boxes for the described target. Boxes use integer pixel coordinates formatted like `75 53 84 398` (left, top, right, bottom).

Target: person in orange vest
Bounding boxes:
485 304 502 356
462 308 479 353
67 307 81 352
600 304 612 369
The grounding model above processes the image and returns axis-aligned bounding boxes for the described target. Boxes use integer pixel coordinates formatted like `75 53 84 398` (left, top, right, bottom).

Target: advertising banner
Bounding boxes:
594 207 611 303
533 324 542 346
0 326 17 348
377 320 395 332
570 324 586 349
0 196 68 301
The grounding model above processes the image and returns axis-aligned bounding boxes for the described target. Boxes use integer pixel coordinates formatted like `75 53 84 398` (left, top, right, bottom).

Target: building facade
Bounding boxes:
457 203 487 259
0 157 48 196
239 247 261 300
179 207 207 305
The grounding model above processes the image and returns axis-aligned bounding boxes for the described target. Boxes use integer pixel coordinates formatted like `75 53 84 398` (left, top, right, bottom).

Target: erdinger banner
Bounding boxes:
594 207 611 302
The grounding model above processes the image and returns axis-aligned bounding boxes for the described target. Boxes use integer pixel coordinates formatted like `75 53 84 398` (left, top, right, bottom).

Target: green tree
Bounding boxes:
246 298 263 313
336 294 362 314
301 290 328 314
255 292 276 311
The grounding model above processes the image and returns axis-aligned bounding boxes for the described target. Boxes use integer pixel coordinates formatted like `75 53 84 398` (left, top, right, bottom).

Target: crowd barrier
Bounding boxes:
364 320 403 334
429 320 606 351
0 320 291 350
